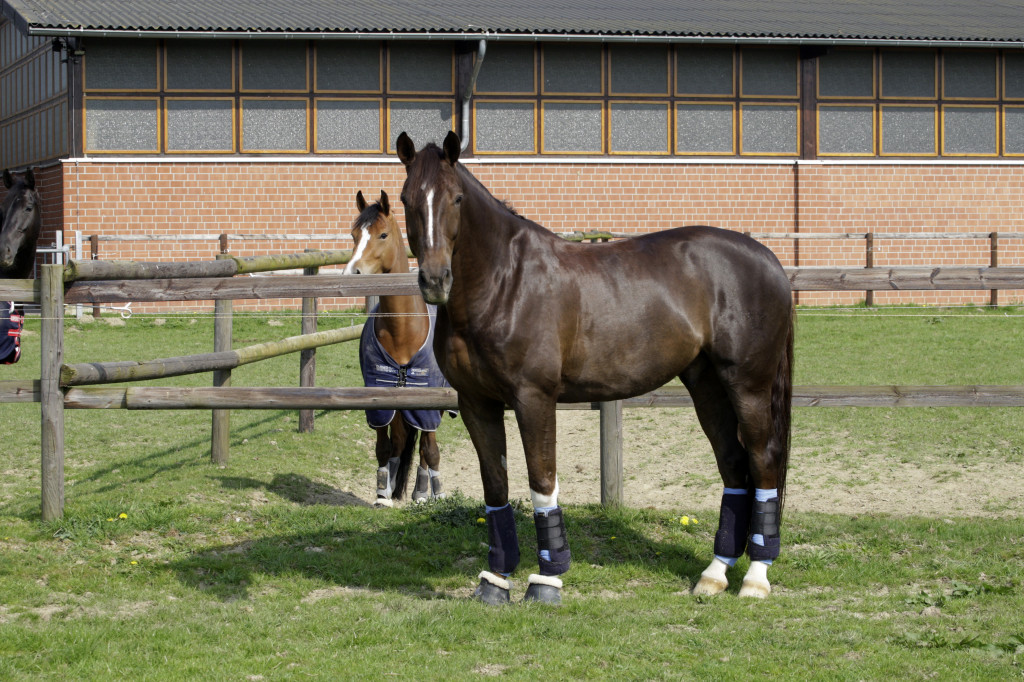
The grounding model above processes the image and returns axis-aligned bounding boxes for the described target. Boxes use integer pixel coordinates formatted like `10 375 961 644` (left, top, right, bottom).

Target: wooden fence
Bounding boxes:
86 230 1024 308
1 258 1024 520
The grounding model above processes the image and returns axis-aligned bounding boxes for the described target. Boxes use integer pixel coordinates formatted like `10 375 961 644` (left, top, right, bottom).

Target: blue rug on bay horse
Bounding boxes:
359 303 453 431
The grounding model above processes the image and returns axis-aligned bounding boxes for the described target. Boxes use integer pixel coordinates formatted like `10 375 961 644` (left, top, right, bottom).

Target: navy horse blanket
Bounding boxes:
359 304 453 431
1 302 22 365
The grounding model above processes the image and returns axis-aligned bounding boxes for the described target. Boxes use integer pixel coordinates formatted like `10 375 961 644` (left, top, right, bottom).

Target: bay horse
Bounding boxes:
344 190 451 506
396 131 794 604
1 169 41 365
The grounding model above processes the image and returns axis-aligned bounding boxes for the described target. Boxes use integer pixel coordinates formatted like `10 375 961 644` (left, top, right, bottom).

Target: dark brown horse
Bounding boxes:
1 169 41 365
396 131 794 604
344 190 450 506
0 169 41 279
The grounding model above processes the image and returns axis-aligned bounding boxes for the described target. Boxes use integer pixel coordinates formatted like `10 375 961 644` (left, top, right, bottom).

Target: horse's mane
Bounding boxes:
413 143 523 220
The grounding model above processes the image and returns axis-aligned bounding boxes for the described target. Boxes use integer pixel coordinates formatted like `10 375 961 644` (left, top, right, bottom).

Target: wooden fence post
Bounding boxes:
211 254 233 465
990 232 999 308
40 264 65 520
89 235 100 319
865 233 874 307
299 259 319 433
599 400 623 506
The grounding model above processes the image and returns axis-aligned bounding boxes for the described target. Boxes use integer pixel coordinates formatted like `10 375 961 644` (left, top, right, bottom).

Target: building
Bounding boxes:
1 0 1023 309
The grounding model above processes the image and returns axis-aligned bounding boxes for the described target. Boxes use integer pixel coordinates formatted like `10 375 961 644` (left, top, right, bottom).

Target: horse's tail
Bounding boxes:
391 416 418 500
770 305 794 519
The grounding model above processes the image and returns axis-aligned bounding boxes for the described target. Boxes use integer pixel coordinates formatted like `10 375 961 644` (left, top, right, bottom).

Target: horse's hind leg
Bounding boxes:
729 379 783 598
695 359 784 599
412 430 444 503
682 357 752 596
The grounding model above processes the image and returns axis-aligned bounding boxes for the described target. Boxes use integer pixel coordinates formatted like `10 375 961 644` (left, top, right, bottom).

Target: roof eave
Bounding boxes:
17 24 1024 48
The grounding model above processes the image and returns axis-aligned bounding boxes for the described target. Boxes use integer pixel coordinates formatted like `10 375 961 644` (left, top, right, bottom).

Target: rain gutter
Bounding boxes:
19 27 1024 49
460 39 486 152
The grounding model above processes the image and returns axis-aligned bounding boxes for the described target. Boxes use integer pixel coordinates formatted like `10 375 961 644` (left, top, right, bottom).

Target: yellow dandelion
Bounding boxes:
476 517 486 524
118 513 128 519
692 518 699 524
107 518 115 522
681 516 690 526
610 536 617 540
130 560 138 565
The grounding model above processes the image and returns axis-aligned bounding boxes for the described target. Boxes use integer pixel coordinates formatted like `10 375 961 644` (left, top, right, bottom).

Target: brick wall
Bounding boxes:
41 159 1024 312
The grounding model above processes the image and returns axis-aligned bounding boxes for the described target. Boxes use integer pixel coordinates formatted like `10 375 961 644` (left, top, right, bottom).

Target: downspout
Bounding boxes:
460 39 487 152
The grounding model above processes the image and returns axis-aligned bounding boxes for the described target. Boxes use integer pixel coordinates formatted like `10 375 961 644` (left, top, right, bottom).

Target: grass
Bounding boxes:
1 306 1022 680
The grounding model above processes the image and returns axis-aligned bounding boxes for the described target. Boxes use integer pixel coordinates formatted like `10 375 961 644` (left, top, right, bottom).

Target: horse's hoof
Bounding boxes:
692 575 728 596
373 496 394 508
738 560 771 598
738 578 771 598
523 574 562 605
473 571 511 606
692 557 730 596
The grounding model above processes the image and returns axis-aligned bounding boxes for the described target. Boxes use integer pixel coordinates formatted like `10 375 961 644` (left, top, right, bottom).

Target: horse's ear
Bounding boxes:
2 170 11 189
356 190 367 212
396 132 416 167
443 131 461 165
24 169 34 190
379 190 390 216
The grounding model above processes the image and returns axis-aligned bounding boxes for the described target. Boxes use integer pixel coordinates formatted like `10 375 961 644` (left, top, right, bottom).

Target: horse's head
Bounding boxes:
0 169 42 277
344 190 406 275
396 130 463 305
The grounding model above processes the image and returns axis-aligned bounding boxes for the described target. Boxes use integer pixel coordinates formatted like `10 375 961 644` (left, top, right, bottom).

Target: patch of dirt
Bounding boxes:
334 409 1024 518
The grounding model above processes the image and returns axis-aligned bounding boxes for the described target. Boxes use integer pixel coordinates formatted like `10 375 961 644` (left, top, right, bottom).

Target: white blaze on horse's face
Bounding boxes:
343 224 373 275
424 188 436 249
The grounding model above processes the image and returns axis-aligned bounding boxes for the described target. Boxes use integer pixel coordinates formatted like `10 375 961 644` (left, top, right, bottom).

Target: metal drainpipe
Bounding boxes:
460 39 487 151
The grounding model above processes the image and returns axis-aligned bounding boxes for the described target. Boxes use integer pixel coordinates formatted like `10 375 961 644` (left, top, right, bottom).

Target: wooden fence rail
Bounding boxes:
57 385 1024 411
60 324 364 386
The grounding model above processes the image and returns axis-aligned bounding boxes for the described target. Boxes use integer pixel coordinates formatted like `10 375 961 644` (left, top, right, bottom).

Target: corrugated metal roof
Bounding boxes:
3 0 1024 44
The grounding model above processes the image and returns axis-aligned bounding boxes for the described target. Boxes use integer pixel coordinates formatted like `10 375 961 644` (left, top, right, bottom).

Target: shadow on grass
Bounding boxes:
163 495 709 601
215 472 371 508
72 411 291 495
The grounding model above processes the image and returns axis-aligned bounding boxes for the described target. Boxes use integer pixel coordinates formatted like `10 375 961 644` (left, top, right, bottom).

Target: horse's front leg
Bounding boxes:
513 390 568 605
460 394 517 604
412 429 444 503
373 417 408 507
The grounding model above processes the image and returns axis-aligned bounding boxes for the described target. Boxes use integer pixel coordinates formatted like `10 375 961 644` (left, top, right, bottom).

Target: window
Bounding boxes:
85 97 159 152
166 98 234 153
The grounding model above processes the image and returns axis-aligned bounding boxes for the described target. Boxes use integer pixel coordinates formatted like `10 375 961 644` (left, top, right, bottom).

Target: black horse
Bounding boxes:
1 169 41 365
0 169 42 279
396 132 793 604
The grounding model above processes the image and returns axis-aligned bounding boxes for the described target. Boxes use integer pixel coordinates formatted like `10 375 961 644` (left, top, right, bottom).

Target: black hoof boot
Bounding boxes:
523 574 562 605
473 571 511 606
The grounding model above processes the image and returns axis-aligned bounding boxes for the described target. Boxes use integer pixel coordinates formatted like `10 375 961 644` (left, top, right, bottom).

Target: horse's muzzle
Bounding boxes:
418 267 453 305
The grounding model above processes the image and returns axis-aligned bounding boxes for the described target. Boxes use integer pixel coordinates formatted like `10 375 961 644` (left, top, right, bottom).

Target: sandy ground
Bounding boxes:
334 408 1024 518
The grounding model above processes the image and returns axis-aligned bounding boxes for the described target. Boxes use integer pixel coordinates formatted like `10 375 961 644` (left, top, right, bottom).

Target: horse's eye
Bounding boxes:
454 194 463 205
379 232 388 240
